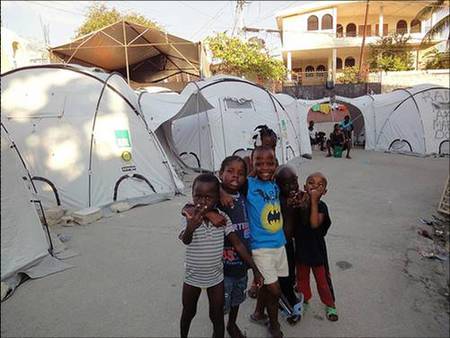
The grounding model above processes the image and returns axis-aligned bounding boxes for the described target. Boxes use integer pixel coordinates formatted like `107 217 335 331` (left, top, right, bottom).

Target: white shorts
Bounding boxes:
252 247 289 285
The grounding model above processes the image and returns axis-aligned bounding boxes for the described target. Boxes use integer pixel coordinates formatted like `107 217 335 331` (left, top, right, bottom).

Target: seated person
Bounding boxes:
308 121 316 146
326 124 351 159
316 132 326 151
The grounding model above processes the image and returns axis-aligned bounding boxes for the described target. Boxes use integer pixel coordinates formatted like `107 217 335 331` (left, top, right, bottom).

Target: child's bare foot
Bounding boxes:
227 323 246 338
249 312 268 326
268 324 283 338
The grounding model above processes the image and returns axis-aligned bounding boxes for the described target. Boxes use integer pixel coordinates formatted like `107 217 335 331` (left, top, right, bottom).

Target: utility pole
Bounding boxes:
232 0 251 37
358 0 370 79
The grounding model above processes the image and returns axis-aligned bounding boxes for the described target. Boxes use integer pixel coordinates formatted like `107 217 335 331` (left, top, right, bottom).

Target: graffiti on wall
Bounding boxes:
422 90 449 140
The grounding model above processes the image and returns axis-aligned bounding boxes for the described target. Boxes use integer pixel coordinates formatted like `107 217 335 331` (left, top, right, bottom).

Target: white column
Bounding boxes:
328 53 332 80
379 5 384 36
287 51 292 81
332 48 337 81
332 7 337 35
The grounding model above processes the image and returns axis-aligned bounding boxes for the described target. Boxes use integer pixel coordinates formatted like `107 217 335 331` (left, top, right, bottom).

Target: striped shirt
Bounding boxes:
182 210 233 288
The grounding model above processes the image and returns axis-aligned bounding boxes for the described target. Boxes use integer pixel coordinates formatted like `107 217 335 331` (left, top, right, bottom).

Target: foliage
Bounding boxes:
336 66 364 84
422 47 450 69
368 34 414 71
205 33 286 81
75 2 160 38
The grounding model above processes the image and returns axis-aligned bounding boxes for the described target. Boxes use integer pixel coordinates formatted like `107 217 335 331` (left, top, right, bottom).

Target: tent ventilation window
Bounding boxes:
223 97 254 110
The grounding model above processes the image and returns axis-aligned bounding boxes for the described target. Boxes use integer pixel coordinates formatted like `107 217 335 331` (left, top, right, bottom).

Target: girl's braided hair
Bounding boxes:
252 125 277 147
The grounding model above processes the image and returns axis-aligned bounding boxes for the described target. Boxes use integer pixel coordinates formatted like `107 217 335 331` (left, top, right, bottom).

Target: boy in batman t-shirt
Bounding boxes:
246 146 287 338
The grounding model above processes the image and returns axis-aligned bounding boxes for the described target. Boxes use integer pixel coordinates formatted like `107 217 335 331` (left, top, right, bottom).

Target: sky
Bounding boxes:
1 1 312 54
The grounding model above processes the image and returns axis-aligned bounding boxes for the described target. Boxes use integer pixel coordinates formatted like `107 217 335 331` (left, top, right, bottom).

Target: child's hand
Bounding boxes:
183 203 207 229
310 186 325 202
220 189 235 208
204 210 226 227
287 190 309 208
253 270 264 289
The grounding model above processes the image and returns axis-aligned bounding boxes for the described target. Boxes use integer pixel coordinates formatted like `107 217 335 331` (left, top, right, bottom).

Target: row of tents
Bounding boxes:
2 64 449 214
1 64 449 299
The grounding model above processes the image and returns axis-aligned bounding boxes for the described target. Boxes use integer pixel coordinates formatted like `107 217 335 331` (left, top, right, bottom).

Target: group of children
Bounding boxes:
179 126 338 338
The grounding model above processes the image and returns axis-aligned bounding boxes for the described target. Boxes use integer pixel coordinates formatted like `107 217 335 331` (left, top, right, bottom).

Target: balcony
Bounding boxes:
283 30 428 52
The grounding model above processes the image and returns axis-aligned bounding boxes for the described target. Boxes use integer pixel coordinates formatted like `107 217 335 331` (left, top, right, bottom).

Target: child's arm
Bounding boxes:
226 232 264 288
219 180 249 208
310 188 325 229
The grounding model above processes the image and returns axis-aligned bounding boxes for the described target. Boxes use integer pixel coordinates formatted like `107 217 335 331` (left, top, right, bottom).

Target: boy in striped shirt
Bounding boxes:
179 173 263 338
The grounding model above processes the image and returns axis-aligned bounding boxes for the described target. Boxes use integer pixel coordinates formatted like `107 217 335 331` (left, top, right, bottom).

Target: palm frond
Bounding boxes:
421 14 450 46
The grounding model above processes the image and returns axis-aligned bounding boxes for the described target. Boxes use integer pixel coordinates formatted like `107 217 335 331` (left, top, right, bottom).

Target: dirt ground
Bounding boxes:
1 149 449 337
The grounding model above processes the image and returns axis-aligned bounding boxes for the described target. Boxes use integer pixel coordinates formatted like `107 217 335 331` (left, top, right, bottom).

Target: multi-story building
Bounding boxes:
275 1 444 84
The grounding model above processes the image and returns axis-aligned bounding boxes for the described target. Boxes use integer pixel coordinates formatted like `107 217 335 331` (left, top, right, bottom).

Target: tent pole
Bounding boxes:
198 43 203 79
123 20 131 85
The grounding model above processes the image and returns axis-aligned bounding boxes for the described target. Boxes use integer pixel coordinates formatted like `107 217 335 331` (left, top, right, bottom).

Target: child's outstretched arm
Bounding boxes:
226 232 264 288
179 204 206 245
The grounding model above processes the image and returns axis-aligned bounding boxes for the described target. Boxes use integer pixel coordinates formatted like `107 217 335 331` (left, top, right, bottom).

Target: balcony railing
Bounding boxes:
291 71 329 85
335 28 425 39
288 69 382 86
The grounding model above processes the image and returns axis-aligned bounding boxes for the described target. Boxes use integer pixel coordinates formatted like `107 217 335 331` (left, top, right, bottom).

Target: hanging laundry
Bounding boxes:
312 103 321 112
320 103 331 114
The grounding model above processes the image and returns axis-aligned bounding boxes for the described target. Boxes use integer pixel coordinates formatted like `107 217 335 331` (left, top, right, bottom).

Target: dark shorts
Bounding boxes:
224 275 248 313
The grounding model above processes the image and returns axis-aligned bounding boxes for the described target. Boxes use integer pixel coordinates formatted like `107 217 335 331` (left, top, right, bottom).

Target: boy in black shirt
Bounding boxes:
295 172 338 321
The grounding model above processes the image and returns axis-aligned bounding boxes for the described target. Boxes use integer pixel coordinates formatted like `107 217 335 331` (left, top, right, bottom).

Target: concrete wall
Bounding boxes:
370 70 450 93
283 83 382 99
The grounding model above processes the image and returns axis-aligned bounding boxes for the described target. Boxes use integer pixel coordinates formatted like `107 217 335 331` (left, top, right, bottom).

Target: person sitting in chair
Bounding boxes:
326 124 351 159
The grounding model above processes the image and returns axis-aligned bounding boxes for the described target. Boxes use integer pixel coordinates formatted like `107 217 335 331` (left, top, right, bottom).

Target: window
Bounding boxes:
375 23 388 36
307 15 319 31
336 24 343 37
410 19 421 33
305 65 315 77
346 23 357 37
345 57 355 68
322 14 333 30
396 20 407 34
358 24 371 37
224 97 253 110
316 65 326 77
336 57 343 69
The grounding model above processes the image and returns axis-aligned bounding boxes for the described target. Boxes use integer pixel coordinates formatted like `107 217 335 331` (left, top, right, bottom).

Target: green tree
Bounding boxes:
75 2 160 38
336 66 364 84
422 47 450 69
205 33 286 81
368 34 414 71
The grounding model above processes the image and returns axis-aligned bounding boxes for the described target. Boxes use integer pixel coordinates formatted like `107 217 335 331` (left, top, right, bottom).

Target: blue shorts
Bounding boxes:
224 275 248 313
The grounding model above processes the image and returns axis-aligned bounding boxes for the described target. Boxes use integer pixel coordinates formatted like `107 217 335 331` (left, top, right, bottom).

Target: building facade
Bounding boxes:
275 1 444 85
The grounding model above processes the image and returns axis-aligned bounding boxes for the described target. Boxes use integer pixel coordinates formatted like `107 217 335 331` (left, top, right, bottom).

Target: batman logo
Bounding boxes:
261 203 283 233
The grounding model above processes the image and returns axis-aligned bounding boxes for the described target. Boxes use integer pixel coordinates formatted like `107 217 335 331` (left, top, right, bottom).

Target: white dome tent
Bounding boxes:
1 64 183 213
294 84 449 156
139 75 308 172
273 93 312 158
349 85 450 155
1 125 71 301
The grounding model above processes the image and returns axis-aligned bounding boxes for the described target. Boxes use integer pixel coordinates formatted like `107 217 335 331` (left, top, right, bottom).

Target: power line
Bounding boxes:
27 1 84 16
190 2 229 40
247 1 298 27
